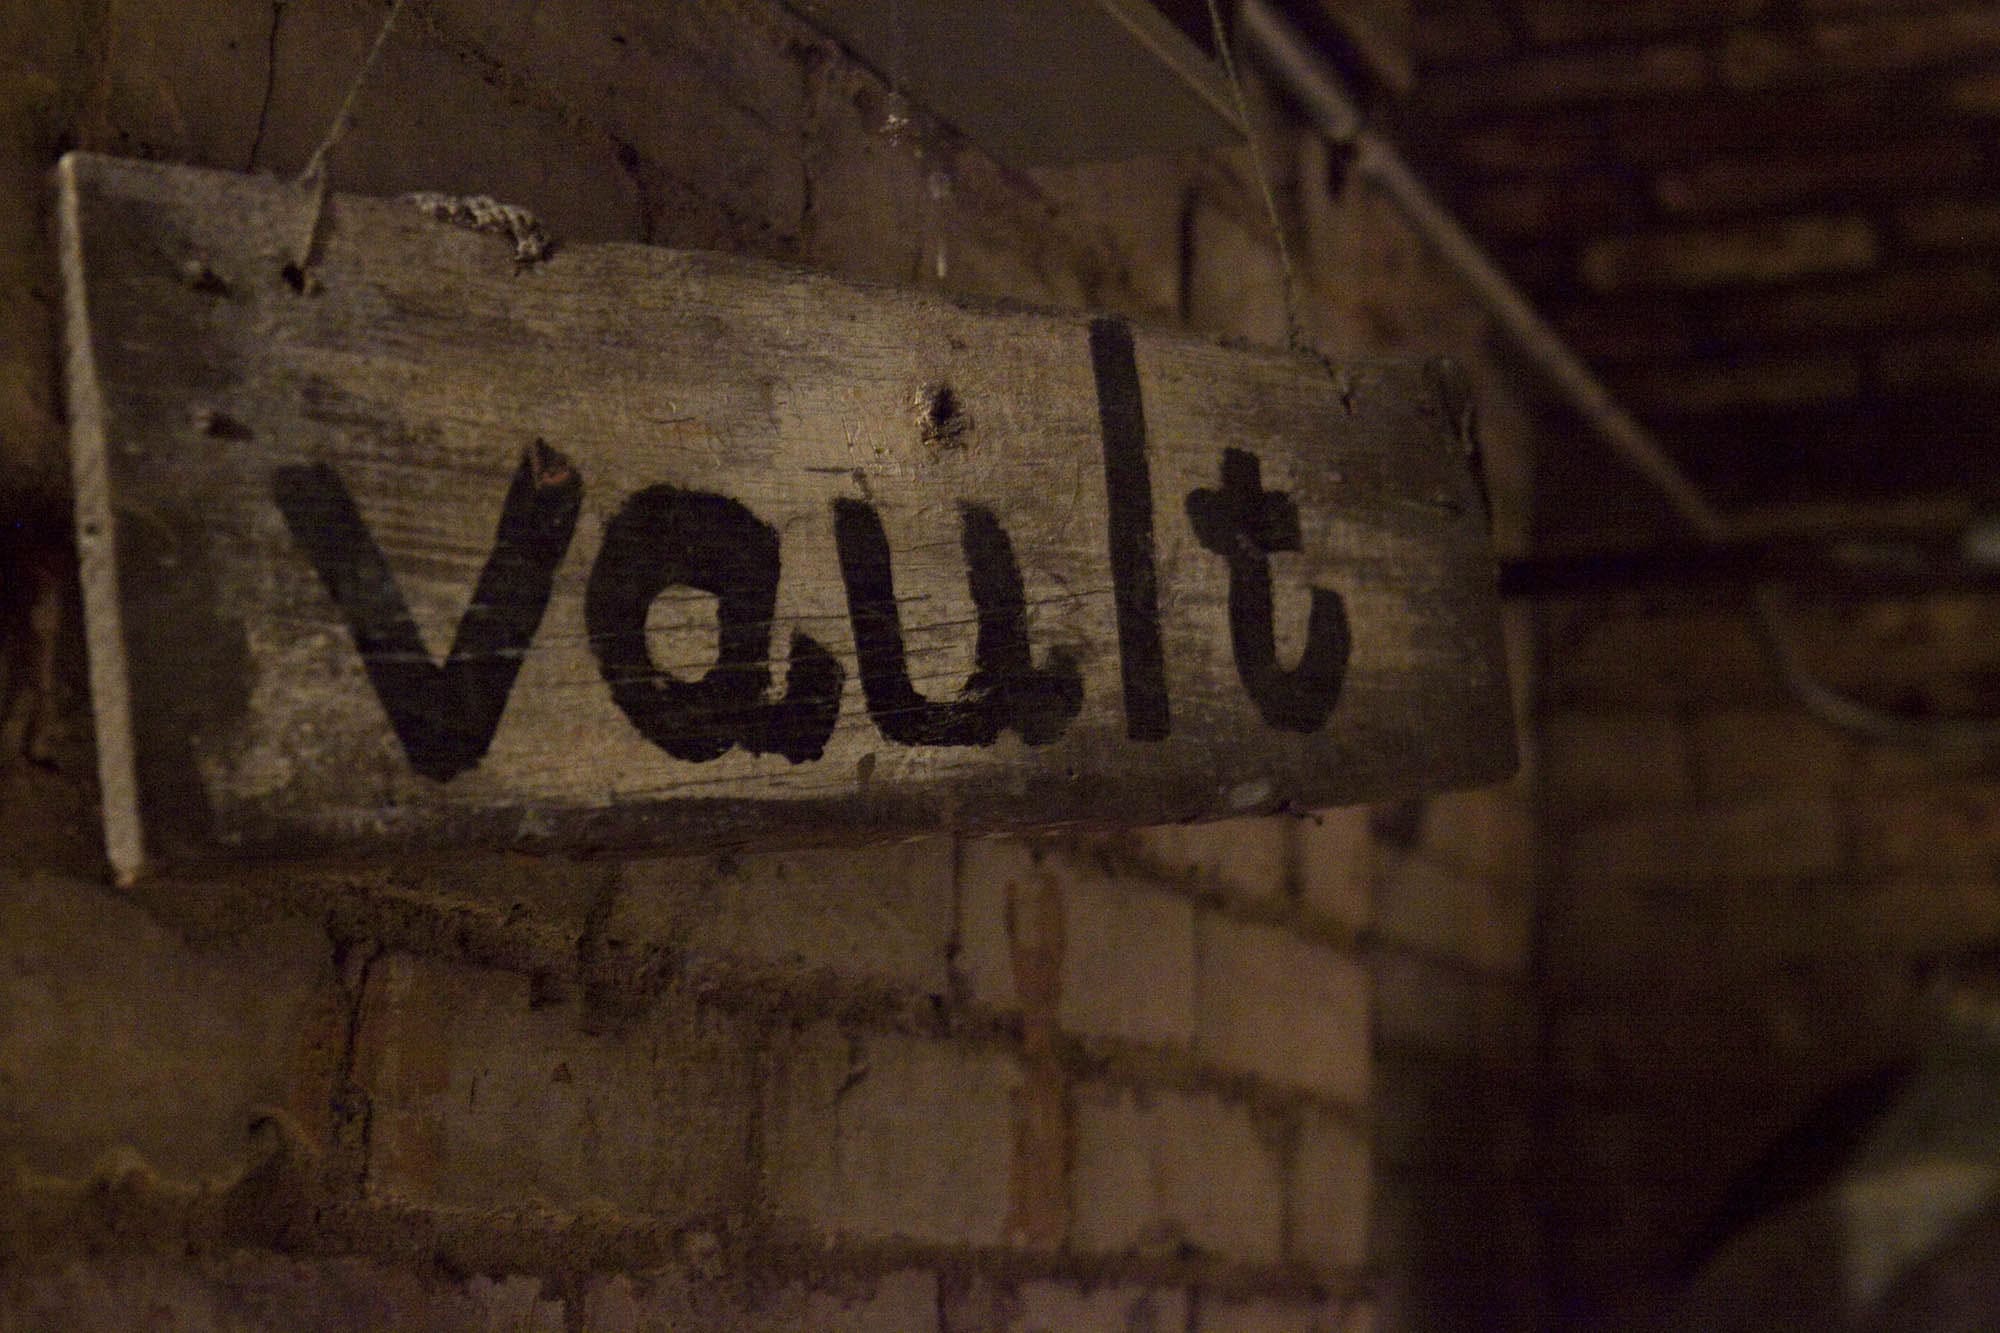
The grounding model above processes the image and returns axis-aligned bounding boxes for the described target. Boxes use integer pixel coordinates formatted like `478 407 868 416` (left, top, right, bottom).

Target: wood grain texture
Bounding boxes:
56 152 1511 881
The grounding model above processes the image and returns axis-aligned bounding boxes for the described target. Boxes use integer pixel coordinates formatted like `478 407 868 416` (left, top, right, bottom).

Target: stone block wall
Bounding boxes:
0 0 1538 1326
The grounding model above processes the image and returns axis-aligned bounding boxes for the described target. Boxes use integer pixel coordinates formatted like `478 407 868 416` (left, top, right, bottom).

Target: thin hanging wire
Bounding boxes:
1205 0 1305 351
293 0 414 273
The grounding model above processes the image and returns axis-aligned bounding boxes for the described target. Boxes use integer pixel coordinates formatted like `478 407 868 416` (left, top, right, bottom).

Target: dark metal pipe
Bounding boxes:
1237 0 1732 543
1499 536 2000 599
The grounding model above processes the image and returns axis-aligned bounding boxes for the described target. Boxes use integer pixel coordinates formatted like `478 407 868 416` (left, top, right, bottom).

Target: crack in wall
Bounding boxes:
246 0 286 170
328 935 384 1200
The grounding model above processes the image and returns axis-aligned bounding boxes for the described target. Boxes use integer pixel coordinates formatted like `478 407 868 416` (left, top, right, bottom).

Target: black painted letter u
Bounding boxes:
832 499 1082 747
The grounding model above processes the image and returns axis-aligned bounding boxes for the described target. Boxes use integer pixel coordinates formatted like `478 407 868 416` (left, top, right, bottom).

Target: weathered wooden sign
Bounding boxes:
57 152 1511 881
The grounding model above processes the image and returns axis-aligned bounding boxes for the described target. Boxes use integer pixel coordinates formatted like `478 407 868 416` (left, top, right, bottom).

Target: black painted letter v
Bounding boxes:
273 441 583 781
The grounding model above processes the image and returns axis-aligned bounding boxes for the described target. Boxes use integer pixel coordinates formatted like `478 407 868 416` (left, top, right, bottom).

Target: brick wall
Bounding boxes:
1409 0 2000 534
1535 587 2000 1318
0 0 1538 1327
1387 7 2000 1312
1367 668 1541 1330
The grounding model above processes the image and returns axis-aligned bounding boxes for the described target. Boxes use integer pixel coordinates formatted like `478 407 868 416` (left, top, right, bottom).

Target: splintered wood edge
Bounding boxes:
55 155 146 886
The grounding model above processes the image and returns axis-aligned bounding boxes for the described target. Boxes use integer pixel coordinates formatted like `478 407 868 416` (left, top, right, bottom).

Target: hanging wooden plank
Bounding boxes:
57 152 1512 882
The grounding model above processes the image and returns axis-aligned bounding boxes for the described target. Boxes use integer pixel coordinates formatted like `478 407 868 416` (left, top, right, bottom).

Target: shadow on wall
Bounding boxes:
1597 967 2000 1331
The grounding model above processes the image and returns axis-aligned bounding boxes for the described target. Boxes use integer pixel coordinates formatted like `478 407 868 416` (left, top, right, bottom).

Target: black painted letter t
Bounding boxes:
1185 448 1350 733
